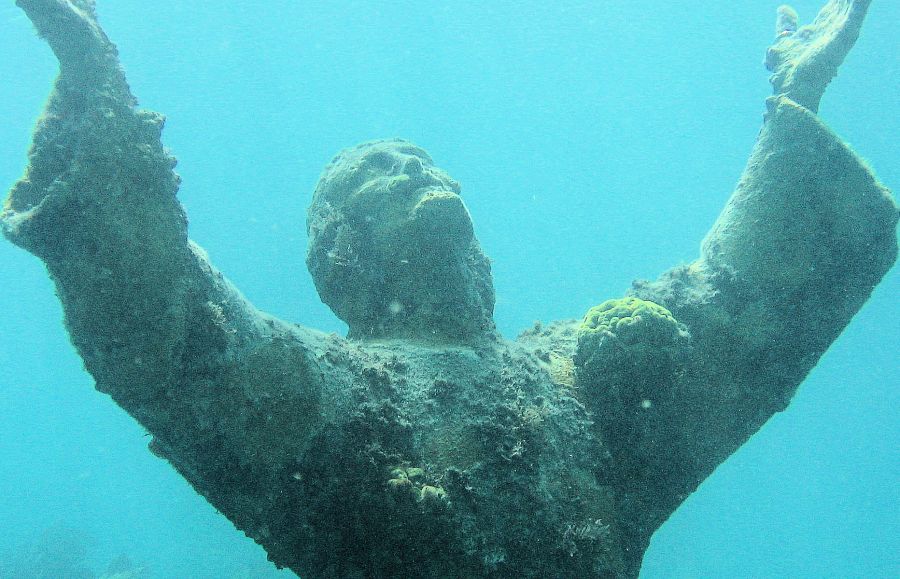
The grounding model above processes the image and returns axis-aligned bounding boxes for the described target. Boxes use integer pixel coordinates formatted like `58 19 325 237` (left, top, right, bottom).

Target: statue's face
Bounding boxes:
318 140 473 256
306 139 495 341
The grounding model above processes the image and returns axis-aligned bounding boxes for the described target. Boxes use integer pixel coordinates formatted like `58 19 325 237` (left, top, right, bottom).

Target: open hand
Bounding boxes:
765 0 872 112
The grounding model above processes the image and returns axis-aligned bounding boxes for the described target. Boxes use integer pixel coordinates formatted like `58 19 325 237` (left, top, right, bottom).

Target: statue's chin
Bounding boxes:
408 190 474 248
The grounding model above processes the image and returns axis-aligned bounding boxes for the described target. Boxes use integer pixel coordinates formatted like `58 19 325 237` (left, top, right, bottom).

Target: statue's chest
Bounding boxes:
289 339 622 577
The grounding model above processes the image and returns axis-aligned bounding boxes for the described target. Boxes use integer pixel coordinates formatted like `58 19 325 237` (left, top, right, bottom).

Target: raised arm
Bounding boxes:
574 0 898 551
2 0 336 562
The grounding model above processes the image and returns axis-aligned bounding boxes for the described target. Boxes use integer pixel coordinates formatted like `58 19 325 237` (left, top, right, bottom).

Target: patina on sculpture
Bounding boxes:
2 0 897 577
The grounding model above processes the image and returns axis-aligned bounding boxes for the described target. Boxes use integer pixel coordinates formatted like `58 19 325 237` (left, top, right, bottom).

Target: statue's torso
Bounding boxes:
265 324 629 578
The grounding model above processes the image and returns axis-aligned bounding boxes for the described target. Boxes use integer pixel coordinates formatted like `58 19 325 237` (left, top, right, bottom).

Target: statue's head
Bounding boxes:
306 139 496 343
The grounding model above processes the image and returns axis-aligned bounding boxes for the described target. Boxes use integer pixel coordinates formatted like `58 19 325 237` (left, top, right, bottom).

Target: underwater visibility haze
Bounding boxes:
0 1 898 577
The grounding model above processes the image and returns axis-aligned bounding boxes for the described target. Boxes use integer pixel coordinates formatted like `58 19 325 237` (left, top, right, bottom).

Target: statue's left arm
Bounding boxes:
576 0 897 551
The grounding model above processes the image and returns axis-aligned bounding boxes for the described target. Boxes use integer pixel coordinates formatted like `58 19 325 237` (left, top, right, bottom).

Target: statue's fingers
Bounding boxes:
809 0 871 44
775 5 800 39
838 0 872 44
767 0 874 111
807 0 872 72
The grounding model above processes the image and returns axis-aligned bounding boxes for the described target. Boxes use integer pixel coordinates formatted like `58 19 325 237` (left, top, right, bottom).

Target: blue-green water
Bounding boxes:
0 1 896 577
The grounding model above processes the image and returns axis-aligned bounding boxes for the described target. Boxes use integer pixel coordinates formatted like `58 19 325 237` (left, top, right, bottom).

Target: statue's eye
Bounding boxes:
363 151 396 173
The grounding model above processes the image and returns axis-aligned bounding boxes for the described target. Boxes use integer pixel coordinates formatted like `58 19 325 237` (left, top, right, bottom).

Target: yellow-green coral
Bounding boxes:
388 466 424 492
419 485 447 504
575 297 690 389
387 466 446 505
579 297 685 347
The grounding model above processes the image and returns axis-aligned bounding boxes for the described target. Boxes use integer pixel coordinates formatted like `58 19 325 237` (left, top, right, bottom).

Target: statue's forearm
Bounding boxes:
4 0 219 399
624 95 897 535
700 96 897 323
686 94 896 437
2 4 192 403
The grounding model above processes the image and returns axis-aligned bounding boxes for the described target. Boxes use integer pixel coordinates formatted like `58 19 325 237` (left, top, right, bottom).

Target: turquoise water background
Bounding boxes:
0 1 897 577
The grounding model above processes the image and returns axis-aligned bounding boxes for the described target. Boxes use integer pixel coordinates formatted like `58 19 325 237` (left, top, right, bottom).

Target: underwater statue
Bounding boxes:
3 0 896 577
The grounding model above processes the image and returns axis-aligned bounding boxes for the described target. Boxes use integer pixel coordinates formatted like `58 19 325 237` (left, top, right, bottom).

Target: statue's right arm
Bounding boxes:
573 0 897 551
2 0 341 542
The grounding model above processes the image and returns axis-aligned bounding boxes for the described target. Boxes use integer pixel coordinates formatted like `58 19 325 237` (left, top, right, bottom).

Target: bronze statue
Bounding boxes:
3 0 896 577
